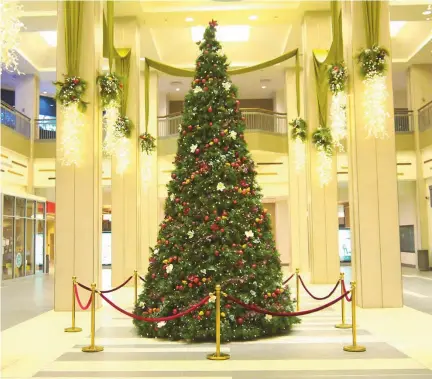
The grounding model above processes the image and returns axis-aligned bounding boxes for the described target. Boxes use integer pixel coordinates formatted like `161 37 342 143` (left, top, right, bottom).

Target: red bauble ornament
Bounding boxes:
171 173 177 179
225 304 231 309
252 264 257 269
169 257 173 263
209 122 213 126
264 294 268 299
272 292 277 298
204 215 209 221
220 228 225 233
214 251 220 256
175 198 180 203
194 277 199 284
202 79 207 83
205 144 209 148
204 50 209 54
205 310 211 317
275 288 281 294
208 106 213 113
173 309 178 315
195 79 200 83
213 138 219 143
152 273 156 279
188 283 193 288
233 200 237 204
236 100 240 105
216 217 221 221
188 125 193 131
237 250 243 255
182 131 187 135
204 87 209 91
195 148 200 154
210 223 219 231
237 317 244 325
220 131 225 136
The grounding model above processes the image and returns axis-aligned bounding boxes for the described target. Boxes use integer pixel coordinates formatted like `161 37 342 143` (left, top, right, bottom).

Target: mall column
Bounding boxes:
303 11 340 283
111 18 141 287
15 74 40 193
285 68 310 272
138 70 159 275
407 65 432 267
342 1 403 307
54 1 103 310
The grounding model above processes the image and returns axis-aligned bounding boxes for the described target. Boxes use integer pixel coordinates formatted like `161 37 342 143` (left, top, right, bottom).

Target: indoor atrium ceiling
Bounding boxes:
8 0 432 98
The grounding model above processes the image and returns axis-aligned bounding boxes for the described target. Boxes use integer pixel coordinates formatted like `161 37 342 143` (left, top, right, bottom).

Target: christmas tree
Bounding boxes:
134 20 300 341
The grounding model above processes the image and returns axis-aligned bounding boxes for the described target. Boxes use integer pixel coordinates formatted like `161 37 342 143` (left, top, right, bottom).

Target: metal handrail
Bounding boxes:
394 110 414 133
35 118 57 140
419 101 432 132
1 101 31 138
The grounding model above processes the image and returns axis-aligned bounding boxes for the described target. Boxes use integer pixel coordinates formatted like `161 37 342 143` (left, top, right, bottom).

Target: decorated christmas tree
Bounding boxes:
134 20 299 341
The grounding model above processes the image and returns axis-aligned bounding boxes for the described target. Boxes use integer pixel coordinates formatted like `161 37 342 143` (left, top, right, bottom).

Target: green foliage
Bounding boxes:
357 45 389 79
114 116 133 138
134 20 299 342
312 126 333 156
139 132 156 154
328 63 348 94
96 72 123 108
54 75 88 112
289 118 307 143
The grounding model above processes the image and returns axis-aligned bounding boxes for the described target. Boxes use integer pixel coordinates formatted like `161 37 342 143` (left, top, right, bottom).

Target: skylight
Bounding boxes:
40 31 57 47
191 25 250 42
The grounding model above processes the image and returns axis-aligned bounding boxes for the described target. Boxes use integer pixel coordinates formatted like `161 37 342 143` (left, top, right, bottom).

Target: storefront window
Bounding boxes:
16 198 26 218
36 202 45 219
2 216 14 280
35 220 45 273
25 219 35 275
4 195 14 216
14 217 25 278
26 200 35 218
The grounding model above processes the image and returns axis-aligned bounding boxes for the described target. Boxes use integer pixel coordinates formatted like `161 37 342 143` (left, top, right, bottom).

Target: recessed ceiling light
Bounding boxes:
390 21 406 37
249 15 258 21
185 17 194 22
40 31 57 47
191 25 250 42
176 88 180 91
43 91 47 94
261 85 267 89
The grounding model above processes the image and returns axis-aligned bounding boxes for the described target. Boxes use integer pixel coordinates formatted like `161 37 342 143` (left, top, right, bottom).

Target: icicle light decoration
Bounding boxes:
58 103 85 166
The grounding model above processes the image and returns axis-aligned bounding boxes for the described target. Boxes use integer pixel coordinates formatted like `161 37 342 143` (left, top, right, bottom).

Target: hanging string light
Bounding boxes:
289 118 307 172
58 103 85 166
0 0 24 75
103 102 120 156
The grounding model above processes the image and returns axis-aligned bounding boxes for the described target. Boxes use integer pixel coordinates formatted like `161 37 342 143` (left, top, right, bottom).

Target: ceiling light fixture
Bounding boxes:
261 85 267 89
191 25 250 42
185 17 194 22
43 91 47 94
249 15 258 20
389 21 406 38
422 5 432 15
140 57 145 61
176 88 180 91
40 31 57 47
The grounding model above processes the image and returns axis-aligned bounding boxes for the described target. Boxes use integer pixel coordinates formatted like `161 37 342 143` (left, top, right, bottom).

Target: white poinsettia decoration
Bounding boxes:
157 321 166 328
194 86 203 94
250 290 256 296
153 248 159 255
229 130 237 140
178 124 182 132
190 144 198 153
245 230 254 238
222 81 231 91
265 314 273 321
217 182 226 191
209 293 216 303
170 194 175 201
187 230 194 239
201 269 207 274
166 264 173 274
139 301 146 308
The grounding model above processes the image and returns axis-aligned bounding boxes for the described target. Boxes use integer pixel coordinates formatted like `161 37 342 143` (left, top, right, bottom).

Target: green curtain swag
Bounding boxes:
64 0 83 77
103 1 115 72
144 48 301 129
114 48 131 117
312 1 343 130
363 1 381 48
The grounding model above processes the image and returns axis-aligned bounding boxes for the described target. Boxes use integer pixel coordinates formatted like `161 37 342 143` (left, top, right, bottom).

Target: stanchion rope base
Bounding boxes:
206 352 230 361
82 345 104 353
65 327 82 333
343 345 366 353
335 323 352 329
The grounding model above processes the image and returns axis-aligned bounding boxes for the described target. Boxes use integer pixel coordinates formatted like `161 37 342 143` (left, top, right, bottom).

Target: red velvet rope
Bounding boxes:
283 273 295 285
298 275 340 301
100 276 133 294
226 291 350 317
139 275 145 282
100 293 210 322
74 284 92 310
342 280 352 302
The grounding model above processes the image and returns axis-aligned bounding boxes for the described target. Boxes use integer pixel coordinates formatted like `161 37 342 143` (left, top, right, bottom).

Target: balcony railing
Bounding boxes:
419 100 432 132
35 118 57 140
1 101 31 138
158 108 287 137
394 110 413 133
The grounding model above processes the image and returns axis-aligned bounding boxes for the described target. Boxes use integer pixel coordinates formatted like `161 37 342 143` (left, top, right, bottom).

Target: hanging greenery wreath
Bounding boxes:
328 63 348 94
54 75 88 112
312 126 333 156
139 132 156 155
115 116 133 138
96 72 123 107
357 45 389 79
289 117 307 143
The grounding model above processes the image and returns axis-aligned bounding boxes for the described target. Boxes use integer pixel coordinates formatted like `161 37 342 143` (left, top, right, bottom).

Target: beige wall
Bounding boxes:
393 89 408 109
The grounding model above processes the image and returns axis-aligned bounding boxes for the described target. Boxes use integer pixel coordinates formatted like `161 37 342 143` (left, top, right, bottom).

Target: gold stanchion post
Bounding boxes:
207 284 230 360
82 283 104 353
65 276 82 333
295 268 300 312
343 281 366 353
335 273 352 329
134 270 138 305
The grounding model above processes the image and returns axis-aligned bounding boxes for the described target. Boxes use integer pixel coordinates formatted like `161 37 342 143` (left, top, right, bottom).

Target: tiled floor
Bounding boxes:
2 273 432 379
